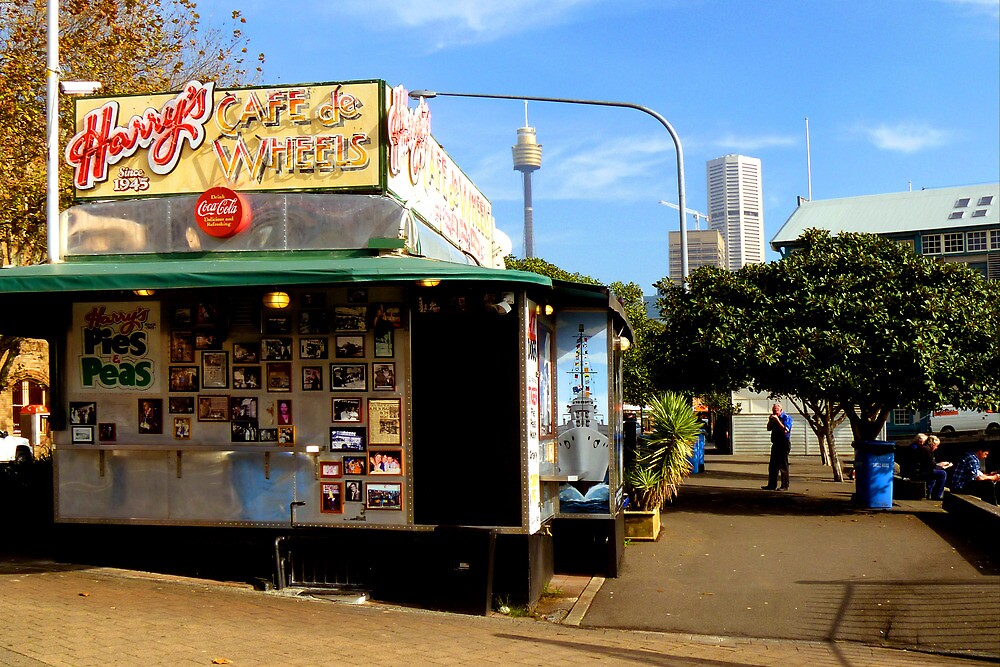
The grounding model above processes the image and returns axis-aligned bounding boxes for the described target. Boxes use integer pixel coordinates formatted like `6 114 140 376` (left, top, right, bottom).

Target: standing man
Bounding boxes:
763 402 793 490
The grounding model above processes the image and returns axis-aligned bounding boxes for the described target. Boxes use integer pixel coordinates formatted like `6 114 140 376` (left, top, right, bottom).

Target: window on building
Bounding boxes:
971 209 987 218
11 379 47 435
943 232 964 254
978 196 994 206
967 231 987 251
954 198 971 208
990 229 1000 250
922 234 941 254
897 239 915 252
948 211 964 219
892 408 912 426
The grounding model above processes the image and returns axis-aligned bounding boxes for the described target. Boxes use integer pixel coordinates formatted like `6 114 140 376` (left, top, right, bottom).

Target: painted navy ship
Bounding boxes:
557 324 609 481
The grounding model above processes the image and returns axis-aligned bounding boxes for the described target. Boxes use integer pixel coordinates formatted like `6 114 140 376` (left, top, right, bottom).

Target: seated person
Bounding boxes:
913 434 948 500
897 433 928 478
947 446 999 500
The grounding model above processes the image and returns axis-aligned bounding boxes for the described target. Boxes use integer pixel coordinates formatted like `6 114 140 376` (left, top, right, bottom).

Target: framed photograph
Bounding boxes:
171 305 193 328
267 362 293 392
302 366 323 391
259 427 278 443
262 312 292 335
173 417 192 440
71 425 94 444
365 482 402 510
334 305 367 332
298 309 329 335
320 461 342 478
334 335 365 358
169 396 195 414
343 456 366 476
196 302 218 327
201 351 229 389
368 398 401 445
330 364 367 391
169 366 199 392
69 401 97 425
233 365 261 390
347 288 367 303
277 425 295 446
373 328 394 358
194 331 222 350
233 342 260 364
230 396 258 421
276 399 293 425
138 399 163 434
299 338 329 359
197 395 230 422
371 303 403 331
368 449 403 475
261 338 293 361
345 479 363 503
170 331 195 362
372 362 396 391
300 292 326 309
332 397 362 423
98 423 116 442
320 482 343 514
231 420 259 442
329 427 366 451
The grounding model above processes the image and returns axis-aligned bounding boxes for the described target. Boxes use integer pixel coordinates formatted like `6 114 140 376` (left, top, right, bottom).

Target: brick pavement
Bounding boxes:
0 557 988 666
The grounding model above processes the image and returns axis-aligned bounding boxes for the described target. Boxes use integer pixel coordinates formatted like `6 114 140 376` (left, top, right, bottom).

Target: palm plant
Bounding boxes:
626 392 701 510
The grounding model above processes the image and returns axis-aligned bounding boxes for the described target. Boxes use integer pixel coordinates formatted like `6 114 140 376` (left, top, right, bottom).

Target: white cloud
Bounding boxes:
857 122 952 153
937 0 1000 20
332 0 597 48
710 133 798 151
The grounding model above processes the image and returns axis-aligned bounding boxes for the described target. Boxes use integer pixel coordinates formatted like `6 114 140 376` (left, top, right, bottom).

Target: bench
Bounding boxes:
893 476 929 500
942 490 1000 528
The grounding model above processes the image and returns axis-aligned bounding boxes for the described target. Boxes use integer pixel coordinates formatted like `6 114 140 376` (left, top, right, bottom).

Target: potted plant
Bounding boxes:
624 392 700 540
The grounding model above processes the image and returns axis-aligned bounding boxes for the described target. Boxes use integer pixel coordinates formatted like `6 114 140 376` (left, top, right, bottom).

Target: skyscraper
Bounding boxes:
706 154 765 270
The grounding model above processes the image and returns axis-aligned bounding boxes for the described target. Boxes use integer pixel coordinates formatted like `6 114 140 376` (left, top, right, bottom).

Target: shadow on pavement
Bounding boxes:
492 633 760 666
671 483 868 518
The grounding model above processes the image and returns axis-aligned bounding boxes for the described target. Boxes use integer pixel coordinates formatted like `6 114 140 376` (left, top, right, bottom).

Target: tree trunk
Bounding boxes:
827 430 844 482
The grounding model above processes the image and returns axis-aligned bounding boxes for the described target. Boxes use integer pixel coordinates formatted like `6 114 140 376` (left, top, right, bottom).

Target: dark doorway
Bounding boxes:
411 303 521 526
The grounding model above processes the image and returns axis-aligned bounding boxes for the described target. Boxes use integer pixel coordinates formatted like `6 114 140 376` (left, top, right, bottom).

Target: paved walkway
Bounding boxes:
0 454 996 665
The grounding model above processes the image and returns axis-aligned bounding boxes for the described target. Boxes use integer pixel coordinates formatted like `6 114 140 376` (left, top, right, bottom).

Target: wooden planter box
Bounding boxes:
624 508 661 541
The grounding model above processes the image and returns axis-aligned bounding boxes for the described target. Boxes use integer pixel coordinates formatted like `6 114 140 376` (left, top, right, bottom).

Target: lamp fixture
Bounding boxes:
133 289 156 297
417 278 441 287
534 303 555 316
618 337 632 351
262 291 291 309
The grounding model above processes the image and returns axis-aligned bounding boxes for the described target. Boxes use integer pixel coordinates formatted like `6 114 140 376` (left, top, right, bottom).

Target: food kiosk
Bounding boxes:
0 79 632 610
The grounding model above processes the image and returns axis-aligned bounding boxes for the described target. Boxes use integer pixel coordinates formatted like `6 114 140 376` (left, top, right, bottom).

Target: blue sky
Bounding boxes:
205 0 999 293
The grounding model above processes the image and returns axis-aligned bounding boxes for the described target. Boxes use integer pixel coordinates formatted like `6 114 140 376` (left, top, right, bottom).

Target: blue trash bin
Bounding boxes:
852 440 895 508
689 432 706 474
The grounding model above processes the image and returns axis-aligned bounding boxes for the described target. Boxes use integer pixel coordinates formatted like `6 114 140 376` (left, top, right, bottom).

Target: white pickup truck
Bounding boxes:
0 430 33 463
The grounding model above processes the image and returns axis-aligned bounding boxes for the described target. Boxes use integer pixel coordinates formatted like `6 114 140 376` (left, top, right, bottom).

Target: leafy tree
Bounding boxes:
654 229 1000 479
0 0 263 391
505 256 658 407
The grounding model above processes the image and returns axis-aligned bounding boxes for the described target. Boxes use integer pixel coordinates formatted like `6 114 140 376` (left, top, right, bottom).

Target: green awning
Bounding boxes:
0 253 552 294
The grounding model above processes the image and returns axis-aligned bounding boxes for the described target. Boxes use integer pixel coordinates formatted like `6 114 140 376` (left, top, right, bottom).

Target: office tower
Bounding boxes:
668 229 725 285
706 155 765 270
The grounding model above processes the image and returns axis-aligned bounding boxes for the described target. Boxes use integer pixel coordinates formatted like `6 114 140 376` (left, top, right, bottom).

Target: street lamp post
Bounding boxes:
408 90 689 283
46 0 59 263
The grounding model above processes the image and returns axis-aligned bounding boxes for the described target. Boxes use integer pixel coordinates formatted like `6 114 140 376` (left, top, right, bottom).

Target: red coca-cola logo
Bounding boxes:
195 186 251 238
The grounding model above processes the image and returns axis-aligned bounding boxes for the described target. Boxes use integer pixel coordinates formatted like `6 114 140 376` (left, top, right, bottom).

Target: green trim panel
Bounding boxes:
0 255 552 294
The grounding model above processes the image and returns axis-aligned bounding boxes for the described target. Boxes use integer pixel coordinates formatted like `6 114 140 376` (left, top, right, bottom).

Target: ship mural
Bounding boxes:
557 321 609 483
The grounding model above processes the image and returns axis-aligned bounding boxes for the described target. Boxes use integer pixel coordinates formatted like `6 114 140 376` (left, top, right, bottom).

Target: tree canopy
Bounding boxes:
654 229 1000 443
0 0 264 266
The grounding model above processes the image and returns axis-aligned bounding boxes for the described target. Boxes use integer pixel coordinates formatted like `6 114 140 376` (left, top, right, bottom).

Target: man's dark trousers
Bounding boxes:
767 440 790 489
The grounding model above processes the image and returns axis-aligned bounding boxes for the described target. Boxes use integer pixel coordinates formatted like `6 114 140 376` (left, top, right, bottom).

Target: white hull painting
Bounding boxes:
558 424 609 481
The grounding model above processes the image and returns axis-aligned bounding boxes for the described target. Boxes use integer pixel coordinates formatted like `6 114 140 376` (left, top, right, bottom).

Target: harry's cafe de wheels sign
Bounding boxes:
65 80 495 265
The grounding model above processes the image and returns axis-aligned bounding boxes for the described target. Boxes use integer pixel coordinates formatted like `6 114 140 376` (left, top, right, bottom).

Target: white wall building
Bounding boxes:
707 154 765 270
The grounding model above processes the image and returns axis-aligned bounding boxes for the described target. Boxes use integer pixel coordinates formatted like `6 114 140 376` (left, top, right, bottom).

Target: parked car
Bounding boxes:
930 407 1000 437
0 430 33 463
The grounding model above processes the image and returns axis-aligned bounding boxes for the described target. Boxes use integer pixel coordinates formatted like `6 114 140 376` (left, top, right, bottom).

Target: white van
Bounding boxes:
930 406 1000 436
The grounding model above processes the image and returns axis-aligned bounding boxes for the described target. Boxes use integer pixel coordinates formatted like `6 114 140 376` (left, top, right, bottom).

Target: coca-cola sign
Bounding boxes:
195 187 250 238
